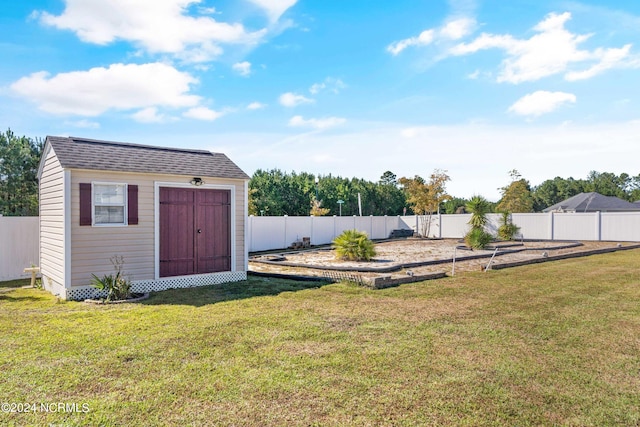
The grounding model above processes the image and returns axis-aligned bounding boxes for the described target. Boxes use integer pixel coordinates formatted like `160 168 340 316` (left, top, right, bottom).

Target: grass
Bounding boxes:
0 278 31 288
1 251 639 426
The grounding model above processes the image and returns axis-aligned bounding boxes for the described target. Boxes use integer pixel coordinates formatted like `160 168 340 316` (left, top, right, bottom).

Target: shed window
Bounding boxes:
93 183 127 225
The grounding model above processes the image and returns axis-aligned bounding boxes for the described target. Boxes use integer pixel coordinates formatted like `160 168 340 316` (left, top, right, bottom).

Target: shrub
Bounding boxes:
464 227 493 250
333 230 376 261
464 195 494 249
498 212 520 241
91 255 132 301
466 195 491 229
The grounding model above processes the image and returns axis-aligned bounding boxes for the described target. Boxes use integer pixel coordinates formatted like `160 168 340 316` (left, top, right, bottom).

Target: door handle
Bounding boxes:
197 229 202 234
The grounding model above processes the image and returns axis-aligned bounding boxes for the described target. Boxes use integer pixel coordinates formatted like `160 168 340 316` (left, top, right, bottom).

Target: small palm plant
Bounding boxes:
90 255 132 301
464 195 494 249
466 195 491 229
498 212 520 241
333 230 376 261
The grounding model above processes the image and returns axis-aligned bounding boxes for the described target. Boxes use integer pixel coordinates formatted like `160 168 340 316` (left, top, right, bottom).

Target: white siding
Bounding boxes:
69 170 246 288
39 149 66 295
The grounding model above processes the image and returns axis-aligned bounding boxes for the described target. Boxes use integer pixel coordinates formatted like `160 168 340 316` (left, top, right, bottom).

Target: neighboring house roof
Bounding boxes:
42 136 249 180
543 192 640 212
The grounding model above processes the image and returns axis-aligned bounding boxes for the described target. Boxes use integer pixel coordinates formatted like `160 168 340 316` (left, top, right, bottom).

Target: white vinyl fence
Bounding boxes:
0 216 39 281
248 212 640 252
3 213 639 280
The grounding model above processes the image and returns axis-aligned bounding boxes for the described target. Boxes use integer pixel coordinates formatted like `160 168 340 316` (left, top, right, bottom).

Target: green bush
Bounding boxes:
333 230 376 261
90 255 132 301
464 227 493 250
498 212 520 241
466 195 491 229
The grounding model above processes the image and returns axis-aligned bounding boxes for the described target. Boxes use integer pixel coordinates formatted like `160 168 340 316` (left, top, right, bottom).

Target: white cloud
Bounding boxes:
183 107 224 121
247 102 266 110
309 77 346 95
565 44 632 81
64 119 100 129
232 61 252 76
440 17 476 40
36 0 266 62
132 107 165 123
278 92 314 107
247 0 297 22
10 62 200 116
198 6 218 15
288 115 346 129
387 30 435 56
508 91 576 117
387 17 476 56
450 12 634 83
145 120 640 201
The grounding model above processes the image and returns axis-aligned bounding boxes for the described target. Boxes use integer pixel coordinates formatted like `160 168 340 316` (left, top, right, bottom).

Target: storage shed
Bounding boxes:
37 136 249 300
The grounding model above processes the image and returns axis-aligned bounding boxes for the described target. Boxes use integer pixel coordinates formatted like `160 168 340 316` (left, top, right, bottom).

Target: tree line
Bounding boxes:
249 168 640 216
0 129 42 216
1 129 639 216
249 169 406 216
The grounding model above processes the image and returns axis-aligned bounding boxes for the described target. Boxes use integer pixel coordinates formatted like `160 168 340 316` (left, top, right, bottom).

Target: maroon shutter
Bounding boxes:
79 183 92 226
128 185 138 225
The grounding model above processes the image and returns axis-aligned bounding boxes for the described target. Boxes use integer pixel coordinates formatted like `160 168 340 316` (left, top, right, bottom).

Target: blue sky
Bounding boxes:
2 0 640 200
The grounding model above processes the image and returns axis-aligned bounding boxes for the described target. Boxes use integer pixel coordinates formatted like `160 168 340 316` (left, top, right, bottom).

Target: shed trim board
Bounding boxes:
244 180 249 272
63 169 71 295
154 181 237 280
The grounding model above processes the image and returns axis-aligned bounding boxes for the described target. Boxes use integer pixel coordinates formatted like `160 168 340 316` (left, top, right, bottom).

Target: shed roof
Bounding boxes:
542 192 640 212
44 136 249 180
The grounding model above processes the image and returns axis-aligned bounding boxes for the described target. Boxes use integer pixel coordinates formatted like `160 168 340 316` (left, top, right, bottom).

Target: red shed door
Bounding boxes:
159 187 231 278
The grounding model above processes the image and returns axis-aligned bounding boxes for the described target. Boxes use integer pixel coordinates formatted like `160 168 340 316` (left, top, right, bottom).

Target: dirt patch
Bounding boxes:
249 239 639 283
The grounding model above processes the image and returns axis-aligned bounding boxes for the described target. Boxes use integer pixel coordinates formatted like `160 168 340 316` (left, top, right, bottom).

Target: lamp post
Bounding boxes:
315 177 319 200
337 199 344 216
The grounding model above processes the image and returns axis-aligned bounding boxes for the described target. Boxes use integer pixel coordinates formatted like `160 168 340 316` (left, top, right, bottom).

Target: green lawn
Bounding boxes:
1 251 639 426
0 278 31 289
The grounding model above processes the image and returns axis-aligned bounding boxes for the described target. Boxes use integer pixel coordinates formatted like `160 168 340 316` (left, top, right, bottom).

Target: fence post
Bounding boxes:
249 215 254 252
370 215 373 237
310 215 314 245
549 211 554 240
384 215 387 238
595 211 601 241
283 215 288 249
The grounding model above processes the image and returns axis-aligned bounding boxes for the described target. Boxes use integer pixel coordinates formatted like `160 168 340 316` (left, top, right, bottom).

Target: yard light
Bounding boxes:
337 199 344 216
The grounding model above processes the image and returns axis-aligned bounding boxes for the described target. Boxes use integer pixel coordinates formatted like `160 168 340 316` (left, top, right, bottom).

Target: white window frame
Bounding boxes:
92 182 128 227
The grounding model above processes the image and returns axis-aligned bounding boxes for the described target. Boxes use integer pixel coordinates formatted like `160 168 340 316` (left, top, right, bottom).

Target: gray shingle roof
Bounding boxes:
45 136 249 180
543 192 640 212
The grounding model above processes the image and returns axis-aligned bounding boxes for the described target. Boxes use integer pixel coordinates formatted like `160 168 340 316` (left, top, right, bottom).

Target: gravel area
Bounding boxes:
249 239 638 280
